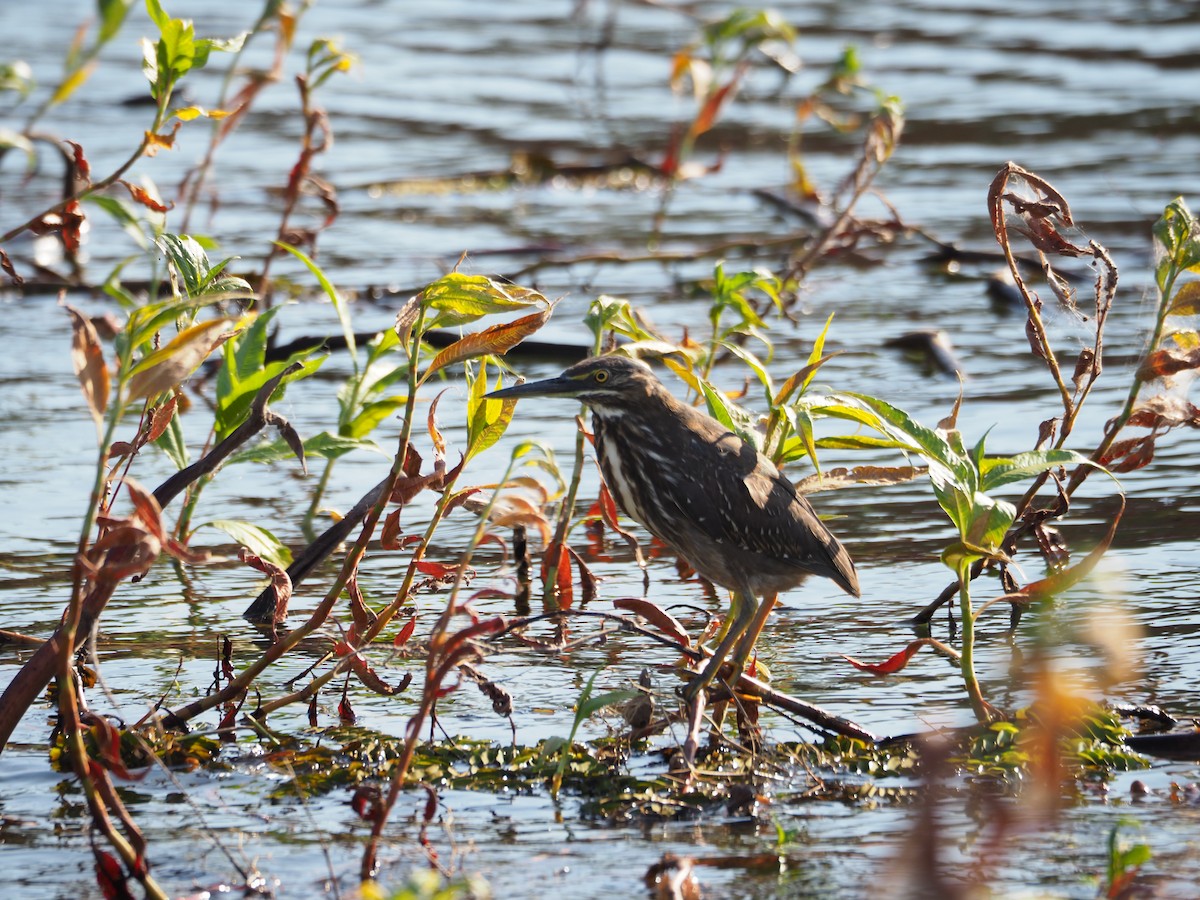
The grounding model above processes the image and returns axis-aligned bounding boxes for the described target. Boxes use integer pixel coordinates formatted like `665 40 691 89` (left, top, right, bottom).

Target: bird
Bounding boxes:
486 354 860 700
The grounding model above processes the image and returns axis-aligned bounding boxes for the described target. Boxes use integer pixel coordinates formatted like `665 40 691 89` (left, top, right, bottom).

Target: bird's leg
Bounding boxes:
729 592 779 677
683 589 758 703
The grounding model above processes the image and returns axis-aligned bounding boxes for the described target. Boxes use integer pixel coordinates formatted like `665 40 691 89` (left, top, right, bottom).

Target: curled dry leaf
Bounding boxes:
1126 395 1200 430
1136 347 1200 382
66 305 110 427
118 179 172 213
489 494 553 544
122 478 165 544
239 547 292 623
145 396 178 444
0 248 23 286
86 524 161 583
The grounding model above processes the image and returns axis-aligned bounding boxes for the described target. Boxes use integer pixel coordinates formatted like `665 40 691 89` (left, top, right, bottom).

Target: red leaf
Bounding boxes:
338 694 356 724
613 597 691 648
60 200 85 253
144 396 177 444
93 848 132 900
416 560 459 580
119 179 172 212
541 542 573 609
843 639 930 675
1099 436 1156 472
66 139 92 184
393 615 418 647
1137 348 1200 381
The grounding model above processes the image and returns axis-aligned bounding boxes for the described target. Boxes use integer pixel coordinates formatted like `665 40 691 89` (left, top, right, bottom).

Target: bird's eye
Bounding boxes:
593 369 609 384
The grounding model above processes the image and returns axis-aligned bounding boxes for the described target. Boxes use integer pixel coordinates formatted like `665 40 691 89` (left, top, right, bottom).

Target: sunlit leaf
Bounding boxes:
843 639 948 675
99 0 135 43
1167 280 1200 316
205 520 292 568
979 449 1092 492
126 318 233 400
49 61 96 105
421 273 548 329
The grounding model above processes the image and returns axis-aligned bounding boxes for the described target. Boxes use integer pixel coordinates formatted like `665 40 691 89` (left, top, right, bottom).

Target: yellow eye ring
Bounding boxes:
593 369 609 383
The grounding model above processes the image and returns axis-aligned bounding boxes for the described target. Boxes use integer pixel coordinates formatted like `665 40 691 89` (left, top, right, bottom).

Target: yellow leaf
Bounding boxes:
174 106 231 121
49 62 96 105
1167 280 1200 316
126 319 235 400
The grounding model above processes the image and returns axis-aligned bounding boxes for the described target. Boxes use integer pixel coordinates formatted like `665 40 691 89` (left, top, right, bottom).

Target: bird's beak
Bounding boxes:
485 375 581 401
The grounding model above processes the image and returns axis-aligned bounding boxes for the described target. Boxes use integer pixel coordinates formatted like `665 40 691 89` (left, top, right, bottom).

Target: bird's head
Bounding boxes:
485 354 659 413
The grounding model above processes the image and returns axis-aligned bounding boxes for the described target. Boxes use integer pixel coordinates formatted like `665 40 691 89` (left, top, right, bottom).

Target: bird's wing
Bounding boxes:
641 415 859 594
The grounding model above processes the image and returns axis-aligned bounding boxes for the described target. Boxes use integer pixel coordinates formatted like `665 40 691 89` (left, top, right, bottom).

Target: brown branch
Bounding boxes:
153 361 305 509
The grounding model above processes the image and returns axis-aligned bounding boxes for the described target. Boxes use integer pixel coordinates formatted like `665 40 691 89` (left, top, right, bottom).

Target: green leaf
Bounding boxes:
578 689 641 719
699 380 762 451
99 0 134 43
979 449 1091 492
803 312 835 393
202 519 292 568
276 241 357 370
145 0 169 30
466 361 514 461
230 431 384 466
156 233 210 295
346 398 406 439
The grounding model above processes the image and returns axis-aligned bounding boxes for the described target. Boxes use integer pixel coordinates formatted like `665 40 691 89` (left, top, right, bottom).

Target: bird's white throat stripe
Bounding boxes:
599 434 646 526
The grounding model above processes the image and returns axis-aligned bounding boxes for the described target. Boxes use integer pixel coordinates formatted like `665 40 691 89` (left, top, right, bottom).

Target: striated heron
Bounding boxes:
487 354 860 699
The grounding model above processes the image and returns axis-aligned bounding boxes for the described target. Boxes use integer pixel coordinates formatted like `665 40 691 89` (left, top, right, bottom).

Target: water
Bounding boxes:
3 0 1200 896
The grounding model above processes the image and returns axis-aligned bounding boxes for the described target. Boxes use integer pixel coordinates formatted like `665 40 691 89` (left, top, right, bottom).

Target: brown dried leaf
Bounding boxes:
1035 417 1059 450
118 179 172 213
1099 436 1156 473
394 295 421 345
420 304 555 383
1127 395 1200 430
144 396 177 444
1136 347 1200 382
66 305 110 427
1071 348 1096 392
87 524 161 582
381 508 404 550
489 495 553 544
123 478 165 544
0 248 23 286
